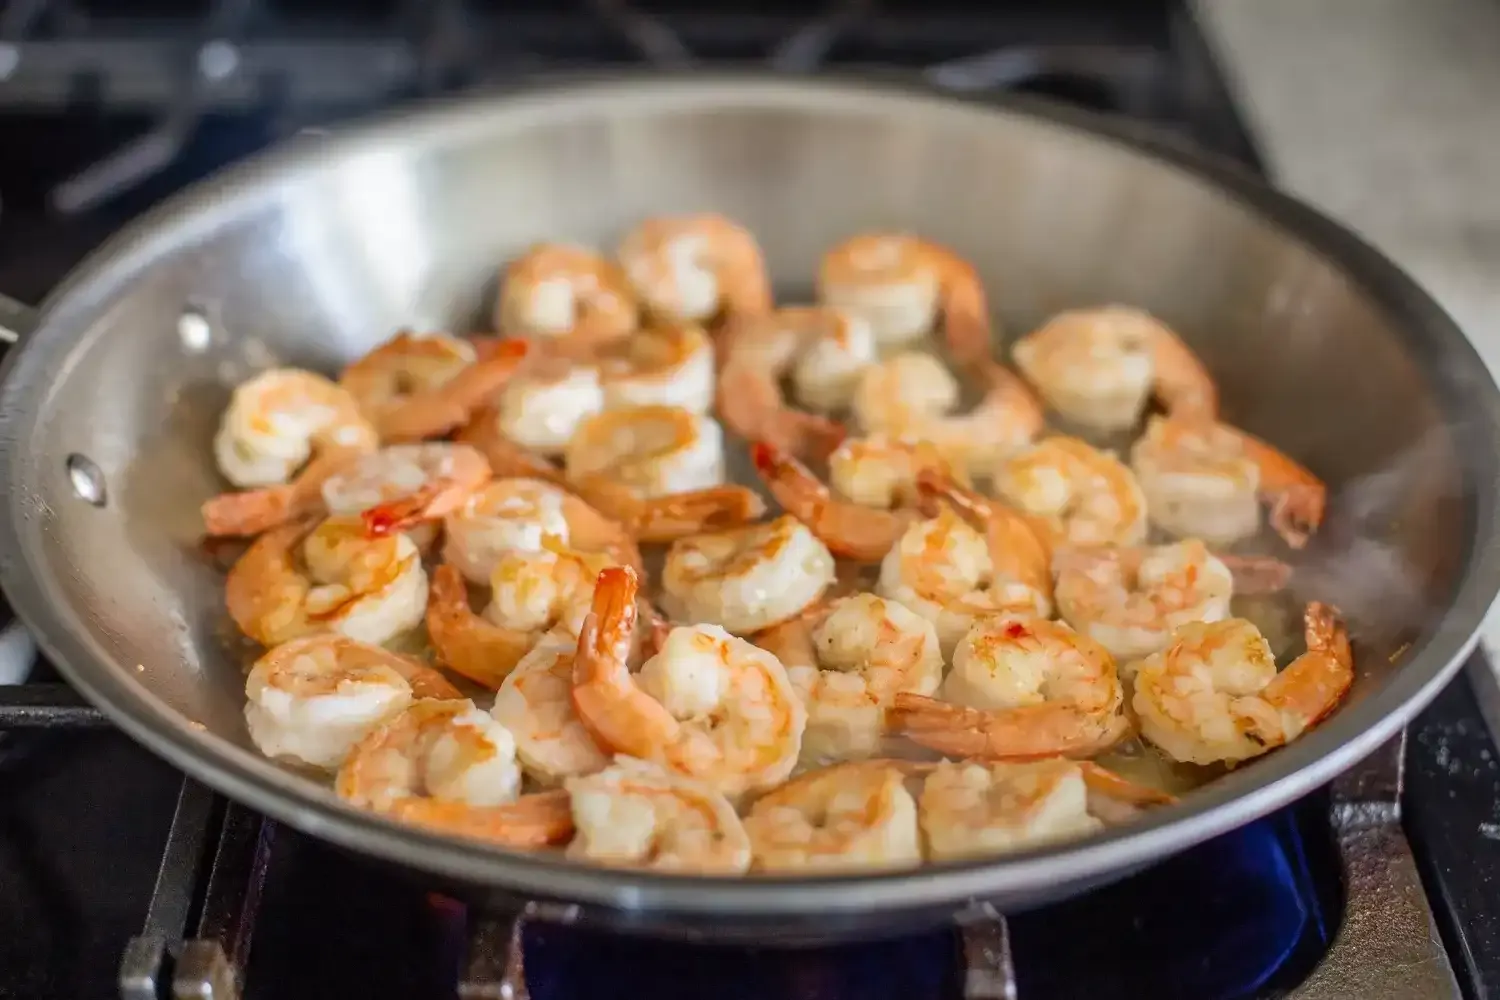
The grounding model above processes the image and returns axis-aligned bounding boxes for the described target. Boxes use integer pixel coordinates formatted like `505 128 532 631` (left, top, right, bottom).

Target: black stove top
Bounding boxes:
1 3 1499 999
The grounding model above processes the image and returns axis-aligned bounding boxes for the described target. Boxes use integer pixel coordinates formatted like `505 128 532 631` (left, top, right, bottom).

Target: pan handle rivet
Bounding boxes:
178 308 213 353
65 454 107 507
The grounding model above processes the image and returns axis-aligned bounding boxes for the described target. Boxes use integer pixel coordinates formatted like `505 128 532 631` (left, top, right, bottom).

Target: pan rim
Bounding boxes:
2 70 1498 920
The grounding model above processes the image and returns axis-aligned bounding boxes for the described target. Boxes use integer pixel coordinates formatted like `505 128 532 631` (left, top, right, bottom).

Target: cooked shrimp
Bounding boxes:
992 436 1148 548
828 434 967 511
849 351 960 435
900 360 1046 479
715 307 870 460
892 616 1130 760
496 242 638 349
494 355 605 456
565 405 725 499
339 332 528 442
1053 540 1235 661
337 700 574 849
442 478 641 585
1011 307 1217 431
743 760 922 873
754 594 943 763
212 368 379 489
617 214 772 325
571 566 806 798
920 759 1175 862
202 369 379 536
1131 414 1327 549
244 635 461 771
819 233 992 360
1131 602 1354 766
425 564 535 690
492 630 611 785
565 756 751 874
598 322 716 414
750 441 911 563
661 514 836 634
455 405 569 484
318 443 491 541
225 517 427 647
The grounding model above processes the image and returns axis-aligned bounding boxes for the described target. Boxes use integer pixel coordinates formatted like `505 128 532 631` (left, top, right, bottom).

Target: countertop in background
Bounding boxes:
1194 0 1500 653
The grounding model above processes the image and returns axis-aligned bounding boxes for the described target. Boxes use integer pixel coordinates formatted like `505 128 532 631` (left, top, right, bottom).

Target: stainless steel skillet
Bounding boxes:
0 73 1497 943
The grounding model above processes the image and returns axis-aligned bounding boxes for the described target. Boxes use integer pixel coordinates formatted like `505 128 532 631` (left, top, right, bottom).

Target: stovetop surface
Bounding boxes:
1 2 1499 998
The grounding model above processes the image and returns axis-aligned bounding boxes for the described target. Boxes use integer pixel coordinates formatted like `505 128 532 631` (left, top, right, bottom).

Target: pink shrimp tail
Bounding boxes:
361 480 449 537
201 485 295 538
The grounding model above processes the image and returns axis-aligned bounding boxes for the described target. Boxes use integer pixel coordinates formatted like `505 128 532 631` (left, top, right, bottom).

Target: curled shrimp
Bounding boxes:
493 354 605 457
442 477 641 585
571 566 806 799
225 517 428 648
339 332 528 442
754 593 943 764
750 440 912 563
992 436 1148 548
899 360 1046 480
1053 540 1238 662
565 756 751 874
849 351 961 435
819 232 992 361
1130 602 1354 766
1011 306 1217 431
1131 414 1326 550
716 307 870 460
317 443 492 541
565 404 726 499
455 405 569 484
496 242 638 349
202 370 379 537
598 322 717 414
492 630 611 786
919 759 1176 862
828 434 968 512
743 759 923 873
661 514 836 634
337 700 574 849
243 634 461 771
876 472 1053 655
891 616 1130 761
617 214 772 325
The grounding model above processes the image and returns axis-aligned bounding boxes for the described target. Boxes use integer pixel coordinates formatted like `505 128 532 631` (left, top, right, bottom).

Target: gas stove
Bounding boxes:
2 3 1500 999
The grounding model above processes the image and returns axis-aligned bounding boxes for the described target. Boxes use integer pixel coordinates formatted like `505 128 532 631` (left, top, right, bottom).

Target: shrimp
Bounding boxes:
899 360 1046 480
891 617 1130 760
617 214 772 325
919 759 1176 862
318 443 492 542
244 635 461 771
1131 414 1327 549
992 436 1148 548
338 332 528 442
1053 540 1237 661
202 369 379 537
750 441 911 563
571 566 806 799
496 242 638 349
225 517 428 648
493 355 605 456
754 594 943 764
661 514 836 634
849 351 960 435
492 630 611 785
819 232 993 360
1130 602 1354 766
828 434 968 512
1011 306 1217 431
565 405 726 499
877 474 1052 655
565 756 751 874
715 307 870 460
442 478 641 585
337 700 574 849
455 405 570 484
598 322 717 414
743 760 922 873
